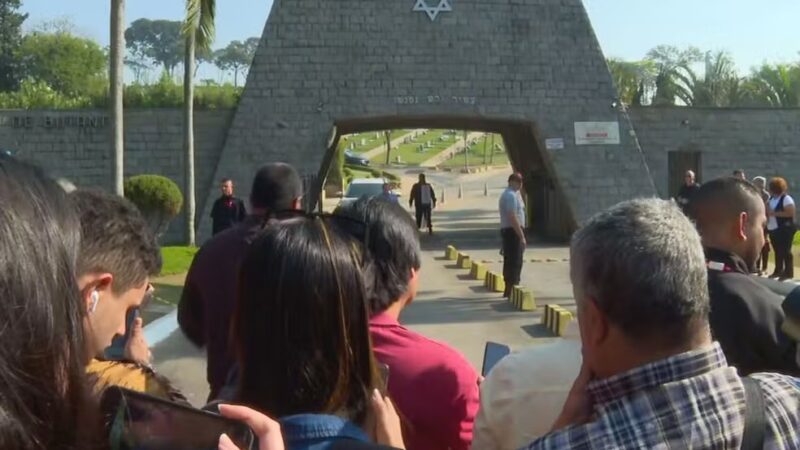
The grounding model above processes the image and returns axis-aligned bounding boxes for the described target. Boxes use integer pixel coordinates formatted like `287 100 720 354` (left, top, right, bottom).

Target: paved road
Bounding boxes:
150 167 575 406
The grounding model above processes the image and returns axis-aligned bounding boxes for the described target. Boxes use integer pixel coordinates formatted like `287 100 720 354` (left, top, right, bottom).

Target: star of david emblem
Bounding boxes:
413 0 452 21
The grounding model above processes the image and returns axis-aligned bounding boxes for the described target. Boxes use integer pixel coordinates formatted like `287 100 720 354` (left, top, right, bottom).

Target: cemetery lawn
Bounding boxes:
345 129 410 154
440 134 509 168
159 246 199 276
373 129 455 165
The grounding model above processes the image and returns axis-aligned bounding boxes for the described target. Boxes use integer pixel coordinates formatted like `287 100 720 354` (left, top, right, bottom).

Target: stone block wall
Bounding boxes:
202 0 658 239
630 107 800 197
0 109 234 244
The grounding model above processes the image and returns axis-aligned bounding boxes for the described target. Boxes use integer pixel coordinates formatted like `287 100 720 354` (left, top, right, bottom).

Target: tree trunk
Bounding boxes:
463 130 468 171
234 68 238 87
183 34 196 246
110 0 125 195
384 130 391 165
482 134 488 165
489 133 495 164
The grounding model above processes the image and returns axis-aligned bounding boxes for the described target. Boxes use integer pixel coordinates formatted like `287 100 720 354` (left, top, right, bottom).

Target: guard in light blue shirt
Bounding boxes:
498 173 526 297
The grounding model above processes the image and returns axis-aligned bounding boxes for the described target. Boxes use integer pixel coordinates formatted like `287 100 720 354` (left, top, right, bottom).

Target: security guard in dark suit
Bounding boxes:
690 177 800 376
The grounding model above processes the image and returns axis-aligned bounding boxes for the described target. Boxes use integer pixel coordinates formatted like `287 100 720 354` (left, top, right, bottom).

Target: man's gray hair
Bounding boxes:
571 198 709 342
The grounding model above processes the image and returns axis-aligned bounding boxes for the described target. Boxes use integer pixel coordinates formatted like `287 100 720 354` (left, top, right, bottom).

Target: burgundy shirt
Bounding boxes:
178 216 263 401
370 312 480 450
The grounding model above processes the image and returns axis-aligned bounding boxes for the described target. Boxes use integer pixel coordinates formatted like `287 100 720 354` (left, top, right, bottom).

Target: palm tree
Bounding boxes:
182 0 216 245
110 0 125 195
646 45 702 105
749 63 800 107
606 58 657 105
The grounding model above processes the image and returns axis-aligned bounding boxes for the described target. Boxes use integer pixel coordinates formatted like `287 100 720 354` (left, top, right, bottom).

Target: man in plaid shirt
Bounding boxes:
523 199 800 449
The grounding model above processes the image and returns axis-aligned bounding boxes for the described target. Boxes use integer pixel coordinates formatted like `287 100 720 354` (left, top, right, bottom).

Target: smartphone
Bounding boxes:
378 363 391 393
482 341 511 377
101 386 254 450
104 307 140 360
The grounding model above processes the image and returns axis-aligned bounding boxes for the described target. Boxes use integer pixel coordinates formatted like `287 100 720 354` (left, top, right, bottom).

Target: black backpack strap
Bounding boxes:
741 377 767 450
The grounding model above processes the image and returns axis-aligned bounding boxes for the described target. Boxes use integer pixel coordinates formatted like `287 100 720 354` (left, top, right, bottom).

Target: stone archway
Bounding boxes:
319 115 576 239
198 0 656 240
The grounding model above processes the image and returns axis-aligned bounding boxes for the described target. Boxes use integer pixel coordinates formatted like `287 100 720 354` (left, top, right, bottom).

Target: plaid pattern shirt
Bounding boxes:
523 343 800 449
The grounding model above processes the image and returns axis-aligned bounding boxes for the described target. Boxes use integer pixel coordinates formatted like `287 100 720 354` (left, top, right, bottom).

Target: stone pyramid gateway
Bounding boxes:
199 0 656 240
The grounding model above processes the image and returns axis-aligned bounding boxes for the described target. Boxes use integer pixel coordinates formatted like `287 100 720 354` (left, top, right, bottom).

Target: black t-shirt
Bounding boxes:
210 195 246 235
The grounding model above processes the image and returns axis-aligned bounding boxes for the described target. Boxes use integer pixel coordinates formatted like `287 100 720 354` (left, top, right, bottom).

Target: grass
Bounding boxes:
343 130 410 154
375 129 457 165
159 246 199 276
440 134 509 168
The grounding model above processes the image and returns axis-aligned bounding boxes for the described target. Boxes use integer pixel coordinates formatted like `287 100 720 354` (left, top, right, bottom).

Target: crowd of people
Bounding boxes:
2 150 800 449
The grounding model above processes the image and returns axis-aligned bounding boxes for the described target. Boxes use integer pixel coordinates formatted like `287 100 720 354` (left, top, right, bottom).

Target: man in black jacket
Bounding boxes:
409 173 436 235
689 177 799 375
210 178 247 235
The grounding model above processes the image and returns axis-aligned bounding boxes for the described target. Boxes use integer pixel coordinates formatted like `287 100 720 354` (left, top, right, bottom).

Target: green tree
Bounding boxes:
748 63 800 107
182 0 216 246
213 37 258 87
646 45 703 105
670 51 738 107
125 18 184 76
18 31 107 96
606 58 656 105
0 0 28 91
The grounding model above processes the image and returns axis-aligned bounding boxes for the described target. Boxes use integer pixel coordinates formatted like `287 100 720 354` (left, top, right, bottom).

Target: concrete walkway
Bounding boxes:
419 132 485 167
360 129 427 160
149 168 575 406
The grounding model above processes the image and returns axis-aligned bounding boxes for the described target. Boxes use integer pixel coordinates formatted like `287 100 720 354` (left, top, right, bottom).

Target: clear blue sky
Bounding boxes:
20 0 800 76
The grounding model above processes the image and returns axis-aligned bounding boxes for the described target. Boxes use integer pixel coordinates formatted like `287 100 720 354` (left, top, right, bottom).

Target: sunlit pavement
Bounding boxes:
150 166 576 406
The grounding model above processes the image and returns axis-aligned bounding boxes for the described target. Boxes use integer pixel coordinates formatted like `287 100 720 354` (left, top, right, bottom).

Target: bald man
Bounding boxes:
675 170 700 213
689 177 799 376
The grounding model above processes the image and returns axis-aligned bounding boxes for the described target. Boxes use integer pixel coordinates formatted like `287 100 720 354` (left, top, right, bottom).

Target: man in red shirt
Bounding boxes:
338 198 480 450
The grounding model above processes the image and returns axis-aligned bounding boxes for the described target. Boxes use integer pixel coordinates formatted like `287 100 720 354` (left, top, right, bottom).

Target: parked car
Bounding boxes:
344 150 370 166
338 178 386 207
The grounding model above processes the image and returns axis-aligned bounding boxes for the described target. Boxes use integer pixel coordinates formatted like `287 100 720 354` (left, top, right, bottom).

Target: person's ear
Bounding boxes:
292 198 303 210
79 273 113 313
584 297 609 348
736 212 748 241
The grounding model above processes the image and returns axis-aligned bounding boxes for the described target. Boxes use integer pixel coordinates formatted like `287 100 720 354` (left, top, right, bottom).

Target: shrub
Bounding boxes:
0 79 93 109
124 174 184 240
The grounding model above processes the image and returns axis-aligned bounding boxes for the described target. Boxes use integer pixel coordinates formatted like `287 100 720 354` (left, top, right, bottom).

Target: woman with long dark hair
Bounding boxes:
0 157 101 449
767 177 797 280
233 215 404 450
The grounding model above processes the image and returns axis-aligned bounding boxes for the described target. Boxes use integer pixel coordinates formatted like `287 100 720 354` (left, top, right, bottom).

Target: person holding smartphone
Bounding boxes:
70 189 186 402
232 214 405 449
337 198 480 450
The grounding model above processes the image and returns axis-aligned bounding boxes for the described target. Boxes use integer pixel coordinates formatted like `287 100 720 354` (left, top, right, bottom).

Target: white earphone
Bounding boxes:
89 291 100 314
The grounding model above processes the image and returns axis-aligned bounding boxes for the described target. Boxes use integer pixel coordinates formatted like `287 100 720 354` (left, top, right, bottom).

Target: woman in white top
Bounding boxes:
767 177 797 280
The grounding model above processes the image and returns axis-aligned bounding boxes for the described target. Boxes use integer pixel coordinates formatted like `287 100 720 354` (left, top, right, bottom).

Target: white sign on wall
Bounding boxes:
574 122 620 146
545 138 565 150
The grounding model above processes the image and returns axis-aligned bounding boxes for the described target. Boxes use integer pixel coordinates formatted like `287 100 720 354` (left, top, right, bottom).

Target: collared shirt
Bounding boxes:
705 247 800 376
370 312 480 450
280 414 390 450
499 188 525 229
523 343 800 449
473 324 582 450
